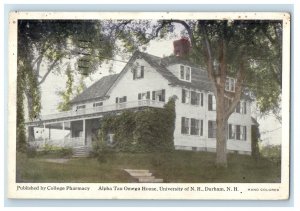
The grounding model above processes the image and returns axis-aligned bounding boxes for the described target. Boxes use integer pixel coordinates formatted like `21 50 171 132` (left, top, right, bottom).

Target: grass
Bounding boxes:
16 151 281 183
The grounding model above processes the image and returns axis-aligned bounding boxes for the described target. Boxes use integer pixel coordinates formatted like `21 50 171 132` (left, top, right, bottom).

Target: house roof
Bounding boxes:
139 51 214 92
70 51 251 104
70 74 119 104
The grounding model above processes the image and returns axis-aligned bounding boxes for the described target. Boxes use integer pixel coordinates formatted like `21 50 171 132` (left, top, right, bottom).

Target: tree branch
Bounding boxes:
225 59 246 119
38 58 60 85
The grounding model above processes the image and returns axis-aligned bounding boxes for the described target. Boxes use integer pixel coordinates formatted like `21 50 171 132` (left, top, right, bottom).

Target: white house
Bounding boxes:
26 50 258 156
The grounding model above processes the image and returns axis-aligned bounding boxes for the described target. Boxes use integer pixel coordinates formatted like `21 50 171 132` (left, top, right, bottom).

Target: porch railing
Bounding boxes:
28 137 85 149
27 100 165 123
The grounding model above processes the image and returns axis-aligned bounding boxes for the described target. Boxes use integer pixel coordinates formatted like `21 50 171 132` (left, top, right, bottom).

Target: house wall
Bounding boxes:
172 86 252 154
106 58 173 104
70 57 252 155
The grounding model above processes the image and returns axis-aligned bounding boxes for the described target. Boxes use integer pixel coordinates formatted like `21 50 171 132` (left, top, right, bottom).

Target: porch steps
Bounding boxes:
72 146 90 158
124 169 163 183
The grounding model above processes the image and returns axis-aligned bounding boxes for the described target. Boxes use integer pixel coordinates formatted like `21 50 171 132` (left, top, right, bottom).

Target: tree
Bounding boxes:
117 19 282 167
57 64 74 111
17 20 122 146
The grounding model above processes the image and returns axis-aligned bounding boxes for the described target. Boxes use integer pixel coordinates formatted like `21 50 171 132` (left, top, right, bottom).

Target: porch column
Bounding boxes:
62 122 65 145
43 123 46 147
83 119 86 145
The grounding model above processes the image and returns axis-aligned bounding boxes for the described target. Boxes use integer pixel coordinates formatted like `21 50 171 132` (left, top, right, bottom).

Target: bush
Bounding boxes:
26 145 38 158
260 144 281 163
94 98 176 158
38 144 72 158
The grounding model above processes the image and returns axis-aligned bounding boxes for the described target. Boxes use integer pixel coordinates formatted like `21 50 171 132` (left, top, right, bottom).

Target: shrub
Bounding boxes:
94 98 176 158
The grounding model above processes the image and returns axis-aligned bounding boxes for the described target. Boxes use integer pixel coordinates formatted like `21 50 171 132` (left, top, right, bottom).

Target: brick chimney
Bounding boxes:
173 37 191 57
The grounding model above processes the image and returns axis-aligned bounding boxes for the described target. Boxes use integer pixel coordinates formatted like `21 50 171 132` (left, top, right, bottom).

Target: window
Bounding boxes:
133 66 144 80
228 124 235 139
76 105 86 110
116 96 127 104
228 124 247 141
181 117 190 134
93 102 103 107
208 94 216 111
179 65 191 82
242 101 247 114
138 91 150 100
225 77 236 92
235 101 247 114
181 117 203 136
152 89 165 102
241 126 247 141
182 89 190 104
191 91 200 105
208 120 217 138
182 89 203 106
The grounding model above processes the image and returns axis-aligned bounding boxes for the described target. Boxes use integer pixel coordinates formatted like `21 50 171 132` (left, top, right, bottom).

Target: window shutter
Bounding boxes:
236 125 241 140
200 120 203 136
152 91 155 100
229 124 232 139
244 126 247 140
244 102 247 114
141 66 144 78
236 102 241 113
208 94 212 111
146 91 150 99
181 117 185 134
201 93 203 106
115 97 119 104
124 96 127 102
182 89 186 103
162 89 165 102
133 69 136 80
138 93 141 100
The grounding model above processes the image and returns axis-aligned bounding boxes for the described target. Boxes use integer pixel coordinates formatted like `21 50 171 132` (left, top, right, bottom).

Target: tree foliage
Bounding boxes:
17 20 127 147
115 19 282 167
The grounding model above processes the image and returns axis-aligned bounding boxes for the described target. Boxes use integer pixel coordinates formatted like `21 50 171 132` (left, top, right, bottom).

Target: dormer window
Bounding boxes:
179 65 191 82
225 77 236 92
133 65 144 80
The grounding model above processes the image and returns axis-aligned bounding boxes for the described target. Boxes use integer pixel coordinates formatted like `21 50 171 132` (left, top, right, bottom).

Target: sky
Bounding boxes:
37 30 282 146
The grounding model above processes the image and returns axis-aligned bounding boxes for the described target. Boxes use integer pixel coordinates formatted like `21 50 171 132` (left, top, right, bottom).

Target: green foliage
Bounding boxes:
260 144 281 164
57 64 74 111
94 99 176 155
39 144 73 158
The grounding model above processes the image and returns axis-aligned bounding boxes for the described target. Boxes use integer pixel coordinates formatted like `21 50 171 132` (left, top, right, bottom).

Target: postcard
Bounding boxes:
7 11 290 200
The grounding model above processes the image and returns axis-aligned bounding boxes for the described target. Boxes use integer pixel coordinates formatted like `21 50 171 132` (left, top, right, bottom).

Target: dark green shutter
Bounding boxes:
124 96 127 102
201 93 203 106
152 91 155 100
115 97 119 103
138 93 141 100
182 89 185 103
141 66 144 78
208 94 212 111
133 69 136 80
162 89 165 102
181 117 185 134
200 120 203 136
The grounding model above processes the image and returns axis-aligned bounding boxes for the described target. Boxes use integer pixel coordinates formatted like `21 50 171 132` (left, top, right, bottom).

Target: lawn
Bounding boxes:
16 151 281 183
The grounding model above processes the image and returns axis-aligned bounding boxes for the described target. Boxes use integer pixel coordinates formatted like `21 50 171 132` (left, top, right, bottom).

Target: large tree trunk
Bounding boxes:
25 91 35 142
215 94 228 167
